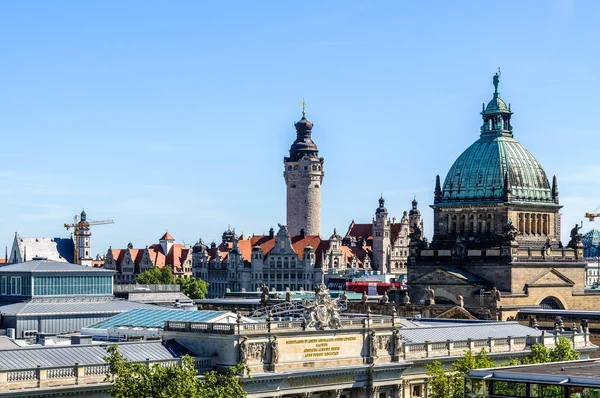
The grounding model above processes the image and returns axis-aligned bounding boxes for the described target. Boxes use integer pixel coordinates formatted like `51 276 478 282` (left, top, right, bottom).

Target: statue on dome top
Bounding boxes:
493 68 501 93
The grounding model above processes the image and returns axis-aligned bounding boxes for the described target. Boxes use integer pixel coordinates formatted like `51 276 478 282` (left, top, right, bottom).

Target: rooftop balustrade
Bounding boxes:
0 356 213 393
113 284 181 293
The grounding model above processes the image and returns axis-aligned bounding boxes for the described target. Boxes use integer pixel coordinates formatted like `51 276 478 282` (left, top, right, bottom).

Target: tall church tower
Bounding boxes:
283 108 324 236
77 210 92 266
372 195 390 271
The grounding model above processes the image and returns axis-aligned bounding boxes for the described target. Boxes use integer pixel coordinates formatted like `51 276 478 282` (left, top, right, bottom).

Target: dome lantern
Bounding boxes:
480 68 513 138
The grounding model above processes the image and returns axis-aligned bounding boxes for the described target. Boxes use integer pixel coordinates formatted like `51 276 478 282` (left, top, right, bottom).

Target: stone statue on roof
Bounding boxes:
502 218 520 242
493 68 501 93
303 284 342 330
425 286 435 305
379 290 389 304
260 284 270 303
569 223 583 247
491 286 501 307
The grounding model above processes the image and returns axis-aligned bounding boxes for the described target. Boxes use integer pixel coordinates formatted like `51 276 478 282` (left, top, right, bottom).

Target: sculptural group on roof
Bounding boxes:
303 284 342 330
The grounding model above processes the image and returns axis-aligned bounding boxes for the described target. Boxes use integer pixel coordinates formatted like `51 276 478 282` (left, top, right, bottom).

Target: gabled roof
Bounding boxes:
435 306 478 320
0 259 115 274
345 222 408 244
108 240 191 271
160 232 175 241
527 268 575 287
208 234 329 266
14 237 74 263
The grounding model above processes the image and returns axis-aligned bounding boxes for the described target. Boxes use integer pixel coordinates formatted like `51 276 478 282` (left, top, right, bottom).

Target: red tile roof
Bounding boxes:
345 221 407 243
208 234 328 266
159 232 175 241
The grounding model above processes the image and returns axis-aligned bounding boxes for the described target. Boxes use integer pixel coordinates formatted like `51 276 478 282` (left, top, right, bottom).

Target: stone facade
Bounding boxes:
192 225 347 298
161 297 594 398
103 232 192 283
284 111 324 236
343 197 420 278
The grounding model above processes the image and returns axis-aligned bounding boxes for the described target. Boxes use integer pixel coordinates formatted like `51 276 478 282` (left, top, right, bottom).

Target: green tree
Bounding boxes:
452 349 495 375
425 361 463 398
427 339 580 397
550 337 580 362
104 345 248 398
176 277 209 300
525 337 579 364
136 266 173 285
135 266 209 299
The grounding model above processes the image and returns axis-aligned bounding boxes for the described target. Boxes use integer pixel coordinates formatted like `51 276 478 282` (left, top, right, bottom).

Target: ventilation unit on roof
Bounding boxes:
22 330 37 339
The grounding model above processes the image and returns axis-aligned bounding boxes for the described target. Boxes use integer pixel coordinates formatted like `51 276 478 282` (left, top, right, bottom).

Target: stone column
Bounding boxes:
541 215 545 236
37 366 46 388
518 213 523 233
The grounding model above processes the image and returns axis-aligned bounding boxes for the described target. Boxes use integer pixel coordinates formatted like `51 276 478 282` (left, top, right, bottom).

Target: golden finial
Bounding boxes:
299 98 307 116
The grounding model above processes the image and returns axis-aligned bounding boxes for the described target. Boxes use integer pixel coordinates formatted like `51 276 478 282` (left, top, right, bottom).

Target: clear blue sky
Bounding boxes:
1 1 598 256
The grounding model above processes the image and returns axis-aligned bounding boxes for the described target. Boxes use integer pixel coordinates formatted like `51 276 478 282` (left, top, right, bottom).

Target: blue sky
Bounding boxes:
0 1 599 256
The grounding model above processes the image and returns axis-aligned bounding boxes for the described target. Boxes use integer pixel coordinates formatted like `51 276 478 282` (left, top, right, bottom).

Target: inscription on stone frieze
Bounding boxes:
284 336 359 360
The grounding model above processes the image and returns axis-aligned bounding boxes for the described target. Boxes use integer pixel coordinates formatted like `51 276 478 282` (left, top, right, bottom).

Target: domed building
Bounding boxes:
432 71 560 246
408 72 593 317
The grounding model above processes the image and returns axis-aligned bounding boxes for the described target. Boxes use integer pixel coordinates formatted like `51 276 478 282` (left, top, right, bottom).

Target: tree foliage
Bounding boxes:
176 276 209 300
426 338 580 398
104 345 248 398
525 336 580 364
136 266 174 285
135 266 208 299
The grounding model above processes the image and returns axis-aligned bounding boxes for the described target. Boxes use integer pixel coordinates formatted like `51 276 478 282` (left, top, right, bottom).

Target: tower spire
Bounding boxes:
299 98 307 116
434 175 442 203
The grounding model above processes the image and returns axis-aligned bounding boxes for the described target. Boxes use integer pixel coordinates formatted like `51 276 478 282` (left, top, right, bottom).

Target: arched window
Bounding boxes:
540 297 563 310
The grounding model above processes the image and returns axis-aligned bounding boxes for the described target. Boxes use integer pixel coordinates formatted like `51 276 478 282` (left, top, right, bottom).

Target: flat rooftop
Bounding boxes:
468 359 600 387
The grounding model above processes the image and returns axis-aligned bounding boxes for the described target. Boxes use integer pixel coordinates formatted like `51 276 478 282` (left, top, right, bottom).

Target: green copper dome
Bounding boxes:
440 71 556 205
485 96 508 112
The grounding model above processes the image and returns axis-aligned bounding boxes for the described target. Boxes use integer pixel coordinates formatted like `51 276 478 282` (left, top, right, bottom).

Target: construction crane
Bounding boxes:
64 210 114 265
585 205 600 222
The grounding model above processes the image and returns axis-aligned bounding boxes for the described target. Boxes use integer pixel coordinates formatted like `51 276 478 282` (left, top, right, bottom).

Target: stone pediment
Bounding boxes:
435 306 478 320
527 268 575 288
412 267 491 286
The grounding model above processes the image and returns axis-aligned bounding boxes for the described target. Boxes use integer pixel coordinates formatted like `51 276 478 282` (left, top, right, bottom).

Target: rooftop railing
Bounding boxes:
114 284 181 293
0 356 213 393
164 315 402 335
